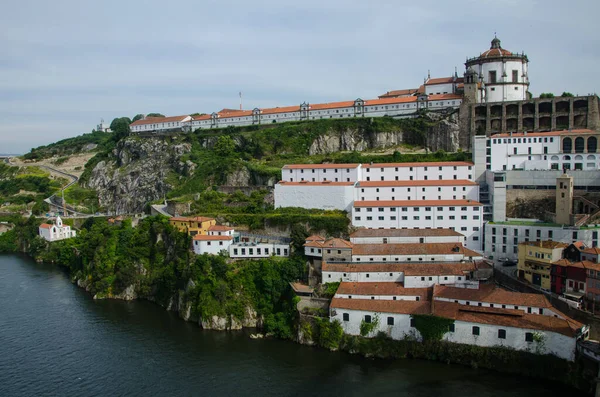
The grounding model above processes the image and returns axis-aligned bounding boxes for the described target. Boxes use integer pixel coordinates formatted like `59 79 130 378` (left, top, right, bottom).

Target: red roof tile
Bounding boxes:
378 88 420 98
361 161 473 169
433 284 552 308
277 181 355 186
425 77 464 86
352 242 480 257
192 235 233 241
39 224 53 229
336 282 431 299
323 262 476 276
130 115 190 126
282 164 360 170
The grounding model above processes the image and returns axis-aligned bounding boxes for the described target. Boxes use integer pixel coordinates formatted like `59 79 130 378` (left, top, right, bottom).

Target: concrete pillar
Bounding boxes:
501 104 507 132
569 98 574 130
486 105 492 135
518 102 523 131
534 101 540 131
551 100 557 131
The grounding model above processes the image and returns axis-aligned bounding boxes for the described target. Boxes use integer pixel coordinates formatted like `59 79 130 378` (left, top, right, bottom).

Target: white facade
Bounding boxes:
332 308 423 341
192 236 232 255
229 242 289 259
356 180 478 202
38 217 76 242
349 231 464 245
441 319 575 361
274 182 356 211
282 165 361 183
130 115 192 133
352 201 483 251
484 222 600 261
361 162 474 182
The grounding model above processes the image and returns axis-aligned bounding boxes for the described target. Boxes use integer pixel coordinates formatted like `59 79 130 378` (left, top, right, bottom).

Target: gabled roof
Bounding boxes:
39 224 53 229
130 115 190 126
305 235 325 242
352 242 480 257
321 238 353 249
336 282 430 299
433 301 583 337
425 77 464 86
208 225 234 232
323 262 476 276
192 235 233 241
330 297 431 315
378 88 420 99
583 247 600 255
518 240 568 249
433 284 552 308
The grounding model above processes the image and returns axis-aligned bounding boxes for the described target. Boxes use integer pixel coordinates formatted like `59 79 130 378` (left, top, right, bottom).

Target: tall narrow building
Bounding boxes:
555 174 573 225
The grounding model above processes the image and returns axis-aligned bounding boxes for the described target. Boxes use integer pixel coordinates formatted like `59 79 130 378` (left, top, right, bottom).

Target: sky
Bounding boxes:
1 0 599 154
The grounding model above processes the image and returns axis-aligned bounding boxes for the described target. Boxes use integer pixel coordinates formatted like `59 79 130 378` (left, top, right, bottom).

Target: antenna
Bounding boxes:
239 92 242 110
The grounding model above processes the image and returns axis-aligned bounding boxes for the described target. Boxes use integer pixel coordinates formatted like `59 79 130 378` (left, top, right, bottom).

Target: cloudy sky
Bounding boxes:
1 0 598 154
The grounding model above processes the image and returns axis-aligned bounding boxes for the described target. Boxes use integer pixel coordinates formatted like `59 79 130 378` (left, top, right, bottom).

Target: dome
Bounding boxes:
479 36 513 58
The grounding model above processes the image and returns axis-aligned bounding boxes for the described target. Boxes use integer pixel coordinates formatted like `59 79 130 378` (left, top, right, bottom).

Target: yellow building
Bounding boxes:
169 216 216 236
517 240 567 290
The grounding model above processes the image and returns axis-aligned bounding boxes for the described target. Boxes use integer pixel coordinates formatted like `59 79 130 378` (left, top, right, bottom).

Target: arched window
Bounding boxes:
564 155 571 161
575 137 585 153
588 137 597 153
563 137 572 153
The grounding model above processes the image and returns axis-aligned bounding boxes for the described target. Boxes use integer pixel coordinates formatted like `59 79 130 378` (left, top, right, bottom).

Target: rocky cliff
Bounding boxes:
85 138 193 214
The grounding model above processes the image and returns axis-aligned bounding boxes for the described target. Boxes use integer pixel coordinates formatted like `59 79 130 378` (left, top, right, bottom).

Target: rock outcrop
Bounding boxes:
86 137 192 214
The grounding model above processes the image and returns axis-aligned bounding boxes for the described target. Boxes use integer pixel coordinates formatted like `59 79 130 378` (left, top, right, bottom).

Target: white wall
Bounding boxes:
334 293 422 301
361 164 473 182
274 184 356 211
442 320 576 361
192 239 232 255
355 183 479 202
489 135 562 171
433 297 561 318
283 166 361 183
404 275 474 288
484 223 600 261
425 83 455 96
352 204 483 251
323 271 404 283
332 309 423 341
351 253 469 263
350 235 464 245
230 243 289 258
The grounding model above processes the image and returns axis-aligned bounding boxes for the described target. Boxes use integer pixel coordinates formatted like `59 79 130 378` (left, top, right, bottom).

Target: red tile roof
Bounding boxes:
433 301 583 337
427 94 463 101
352 242 480 257
331 297 431 315
261 105 300 115
425 77 464 86
208 225 234 232
39 224 53 229
350 228 464 238
518 240 568 249
130 115 190 126
310 101 356 110
583 247 600 255
358 179 476 188
306 235 325 242
354 199 481 208
378 88 420 99
193 235 233 241
336 282 431 299
480 48 513 58
361 161 473 169
433 284 552 308
170 216 215 223
321 238 354 249
282 164 360 170
323 262 476 276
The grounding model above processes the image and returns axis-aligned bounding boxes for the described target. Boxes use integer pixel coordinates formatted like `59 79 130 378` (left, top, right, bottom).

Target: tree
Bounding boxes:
146 113 165 118
214 135 236 158
132 114 144 122
110 117 131 142
539 93 554 98
561 92 575 97
110 117 131 131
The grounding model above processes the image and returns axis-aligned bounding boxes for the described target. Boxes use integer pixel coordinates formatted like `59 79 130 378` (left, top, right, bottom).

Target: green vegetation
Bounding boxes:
539 93 555 99
561 92 575 98
359 314 380 337
0 164 63 215
411 314 455 342
1 216 305 340
62 185 101 213
23 131 114 161
320 282 340 299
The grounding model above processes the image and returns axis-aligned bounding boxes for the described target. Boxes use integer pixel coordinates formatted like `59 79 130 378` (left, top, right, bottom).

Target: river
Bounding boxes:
0 254 579 396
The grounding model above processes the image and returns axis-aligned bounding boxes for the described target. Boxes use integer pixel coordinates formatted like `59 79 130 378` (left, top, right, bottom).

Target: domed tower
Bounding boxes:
465 36 529 103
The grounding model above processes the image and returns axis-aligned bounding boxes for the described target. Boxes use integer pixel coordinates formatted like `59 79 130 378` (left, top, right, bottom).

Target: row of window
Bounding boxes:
231 247 289 256
357 207 480 212
355 215 480 221
364 175 472 181
492 137 554 144
365 165 471 172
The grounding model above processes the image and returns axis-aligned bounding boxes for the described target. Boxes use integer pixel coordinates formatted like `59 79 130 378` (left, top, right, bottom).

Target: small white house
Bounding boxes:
192 235 233 255
38 217 76 242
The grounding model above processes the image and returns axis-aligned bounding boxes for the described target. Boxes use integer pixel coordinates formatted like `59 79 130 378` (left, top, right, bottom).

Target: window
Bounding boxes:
525 332 534 342
472 326 480 336
364 315 372 323
449 324 455 332
498 329 506 339
387 317 394 326
410 318 415 327
343 313 349 321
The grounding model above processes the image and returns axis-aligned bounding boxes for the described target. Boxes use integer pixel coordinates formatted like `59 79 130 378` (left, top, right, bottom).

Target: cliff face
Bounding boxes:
85 138 193 214
307 112 461 155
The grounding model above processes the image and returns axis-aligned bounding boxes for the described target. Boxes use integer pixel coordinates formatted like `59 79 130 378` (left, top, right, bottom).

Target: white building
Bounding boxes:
483 222 600 261
352 200 483 251
274 181 356 211
464 36 529 104
38 217 76 242
361 162 474 182
355 180 478 202
282 164 361 183
229 242 289 259
334 282 429 302
350 242 482 263
192 235 233 255
129 115 192 133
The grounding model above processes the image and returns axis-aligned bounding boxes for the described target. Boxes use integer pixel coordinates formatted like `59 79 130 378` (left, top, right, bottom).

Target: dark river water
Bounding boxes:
0 254 580 397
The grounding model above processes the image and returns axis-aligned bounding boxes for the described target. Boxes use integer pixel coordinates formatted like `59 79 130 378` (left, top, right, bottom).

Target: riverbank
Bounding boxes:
3 253 581 396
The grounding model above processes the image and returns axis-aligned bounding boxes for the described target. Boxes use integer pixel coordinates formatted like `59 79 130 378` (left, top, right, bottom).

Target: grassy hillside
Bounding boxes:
23 130 115 160
0 163 65 214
